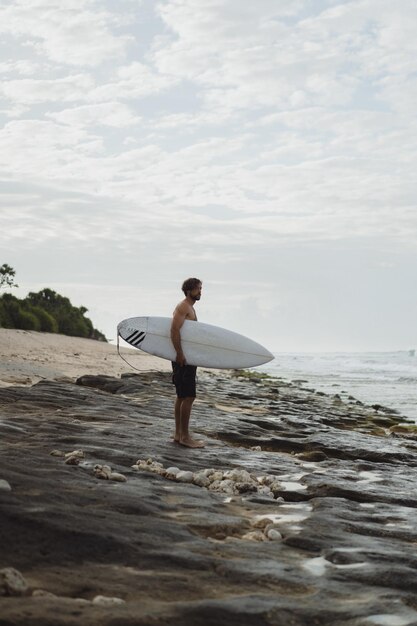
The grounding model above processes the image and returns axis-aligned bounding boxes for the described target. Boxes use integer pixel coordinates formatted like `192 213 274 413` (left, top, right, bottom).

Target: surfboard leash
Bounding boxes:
116 331 145 372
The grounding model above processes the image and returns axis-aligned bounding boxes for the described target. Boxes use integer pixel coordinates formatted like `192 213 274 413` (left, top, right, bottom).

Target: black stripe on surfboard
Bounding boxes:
131 332 146 347
126 330 142 343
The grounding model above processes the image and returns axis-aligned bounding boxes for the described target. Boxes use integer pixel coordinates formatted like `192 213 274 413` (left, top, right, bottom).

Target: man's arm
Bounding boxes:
171 305 187 366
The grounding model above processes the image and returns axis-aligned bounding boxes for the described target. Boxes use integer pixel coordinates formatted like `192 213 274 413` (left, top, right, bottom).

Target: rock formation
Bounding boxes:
1 370 417 625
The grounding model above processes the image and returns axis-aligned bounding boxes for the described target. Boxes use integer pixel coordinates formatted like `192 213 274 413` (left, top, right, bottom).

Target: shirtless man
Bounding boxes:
171 277 205 448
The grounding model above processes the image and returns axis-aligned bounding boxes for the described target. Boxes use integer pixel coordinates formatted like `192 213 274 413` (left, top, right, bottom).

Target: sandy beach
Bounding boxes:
2 329 417 625
0 328 170 386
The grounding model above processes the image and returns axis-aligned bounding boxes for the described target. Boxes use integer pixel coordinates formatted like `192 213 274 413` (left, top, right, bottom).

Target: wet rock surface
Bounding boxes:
1 370 417 625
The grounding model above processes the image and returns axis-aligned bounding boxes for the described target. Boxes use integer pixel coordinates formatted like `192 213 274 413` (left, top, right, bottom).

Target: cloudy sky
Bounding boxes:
1 0 416 352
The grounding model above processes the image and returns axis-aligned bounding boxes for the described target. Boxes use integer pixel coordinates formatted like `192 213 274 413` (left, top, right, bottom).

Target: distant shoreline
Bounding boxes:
260 350 417 422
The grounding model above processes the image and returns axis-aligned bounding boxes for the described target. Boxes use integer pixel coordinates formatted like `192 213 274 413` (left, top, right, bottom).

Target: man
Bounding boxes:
171 278 205 448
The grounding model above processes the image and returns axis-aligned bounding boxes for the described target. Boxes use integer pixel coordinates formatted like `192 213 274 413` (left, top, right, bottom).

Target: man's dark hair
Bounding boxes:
182 277 202 295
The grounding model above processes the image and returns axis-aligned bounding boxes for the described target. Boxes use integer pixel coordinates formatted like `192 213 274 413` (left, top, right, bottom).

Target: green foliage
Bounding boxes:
17 310 41 331
0 285 106 341
0 294 39 331
28 306 59 333
0 294 21 328
232 369 271 380
26 288 106 339
0 264 18 290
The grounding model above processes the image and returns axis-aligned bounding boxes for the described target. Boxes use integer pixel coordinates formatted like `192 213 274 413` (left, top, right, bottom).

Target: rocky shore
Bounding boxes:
2 339 417 625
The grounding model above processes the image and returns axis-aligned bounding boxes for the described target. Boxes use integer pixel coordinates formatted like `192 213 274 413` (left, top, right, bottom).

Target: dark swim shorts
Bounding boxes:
171 362 197 398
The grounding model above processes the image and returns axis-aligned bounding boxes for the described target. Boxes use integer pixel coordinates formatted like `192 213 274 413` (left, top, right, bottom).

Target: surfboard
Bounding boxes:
117 316 274 369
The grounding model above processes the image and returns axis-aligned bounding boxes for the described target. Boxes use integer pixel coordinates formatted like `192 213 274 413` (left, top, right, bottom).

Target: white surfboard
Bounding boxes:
117 316 274 369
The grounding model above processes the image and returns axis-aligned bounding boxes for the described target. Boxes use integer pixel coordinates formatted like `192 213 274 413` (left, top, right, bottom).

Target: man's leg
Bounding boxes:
178 397 205 448
172 363 205 448
174 397 182 442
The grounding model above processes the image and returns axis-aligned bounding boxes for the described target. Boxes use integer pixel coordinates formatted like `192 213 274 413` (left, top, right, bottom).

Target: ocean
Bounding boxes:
259 351 417 423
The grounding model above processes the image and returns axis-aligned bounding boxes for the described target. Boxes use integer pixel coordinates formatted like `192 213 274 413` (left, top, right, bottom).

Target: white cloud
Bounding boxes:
0 0 130 66
0 110 415 247
0 60 43 76
1 0 417 349
0 74 95 105
152 0 417 116
85 62 179 102
47 102 141 128
0 120 103 186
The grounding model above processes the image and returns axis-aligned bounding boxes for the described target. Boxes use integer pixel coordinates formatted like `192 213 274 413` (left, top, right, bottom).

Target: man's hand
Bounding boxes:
176 351 187 366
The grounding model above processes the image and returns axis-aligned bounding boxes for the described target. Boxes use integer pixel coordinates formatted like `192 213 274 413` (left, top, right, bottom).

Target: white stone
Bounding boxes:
65 450 84 459
200 468 216 478
73 598 91 605
64 455 81 465
50 450 65 457
207 479 223 491
165 467 181 480
93 464 112 480
220 478 235 490
209 471 224 483
32 589 58 599
212 479 234 494
94 469 109 480
192 473 210 488
175 470 194 483
0 568 29 596
266 529 282 541
0 479 11 492
152 465 166 476
136 460 165 475
109 472 127 482
223 469 252 483
92 595 126 606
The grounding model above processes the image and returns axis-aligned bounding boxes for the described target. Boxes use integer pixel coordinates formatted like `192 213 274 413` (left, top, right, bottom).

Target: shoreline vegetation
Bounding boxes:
0 269 106 340
0 289 107 341
1 329 417 625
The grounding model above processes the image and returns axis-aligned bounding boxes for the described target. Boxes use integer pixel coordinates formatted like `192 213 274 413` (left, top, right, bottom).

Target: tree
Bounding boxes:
27 288 106 340
0 283 106 340
0 264 18 290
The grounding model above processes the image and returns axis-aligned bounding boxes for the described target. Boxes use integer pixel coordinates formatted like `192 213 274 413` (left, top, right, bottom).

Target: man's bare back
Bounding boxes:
173 298 197 322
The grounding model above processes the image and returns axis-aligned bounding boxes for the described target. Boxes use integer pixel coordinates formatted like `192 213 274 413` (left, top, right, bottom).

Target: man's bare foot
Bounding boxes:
179 436 206 448
171 435 180 444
